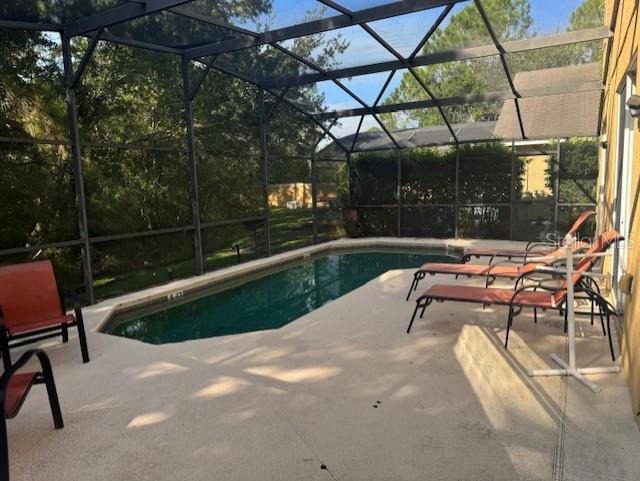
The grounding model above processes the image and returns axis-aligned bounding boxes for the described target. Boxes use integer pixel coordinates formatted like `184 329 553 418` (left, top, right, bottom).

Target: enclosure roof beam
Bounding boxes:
90 31 184 54
169 6 259 38
312 4 406 150
261 26 611 89
348 5 454 145
184 0 464 59
204 61 350 154
64 0 194 37
271 94 350 154
271 43 400 149
0 19 63 31
313 82 604 119
474 0 526 139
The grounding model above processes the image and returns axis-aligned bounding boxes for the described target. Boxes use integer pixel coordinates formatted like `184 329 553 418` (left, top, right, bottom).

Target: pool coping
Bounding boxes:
88 237 529 333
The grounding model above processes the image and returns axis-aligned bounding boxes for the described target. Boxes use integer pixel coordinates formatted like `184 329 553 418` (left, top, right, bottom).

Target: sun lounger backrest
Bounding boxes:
0 260 63 331
566 210 595 235
550 230 623 307
576 230 624 273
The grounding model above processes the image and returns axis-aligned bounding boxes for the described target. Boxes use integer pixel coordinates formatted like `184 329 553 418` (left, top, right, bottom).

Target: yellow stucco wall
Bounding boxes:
521 155 552 197
601 0 640 424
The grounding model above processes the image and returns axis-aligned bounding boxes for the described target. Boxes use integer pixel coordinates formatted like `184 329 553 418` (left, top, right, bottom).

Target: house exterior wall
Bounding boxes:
601 0 640 425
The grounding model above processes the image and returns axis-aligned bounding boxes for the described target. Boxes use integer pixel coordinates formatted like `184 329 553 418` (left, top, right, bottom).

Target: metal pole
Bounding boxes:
311 142 319 244
553 139 561 235
397 150 402 236
61 35 94 304
346 152 353 205
528 236 620 392
510 140 516 240
258 89 272 256
181 56 204 275
454 145 460 238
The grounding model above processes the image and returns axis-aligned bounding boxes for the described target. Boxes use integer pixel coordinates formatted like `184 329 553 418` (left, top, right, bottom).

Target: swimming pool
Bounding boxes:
103 248 456 344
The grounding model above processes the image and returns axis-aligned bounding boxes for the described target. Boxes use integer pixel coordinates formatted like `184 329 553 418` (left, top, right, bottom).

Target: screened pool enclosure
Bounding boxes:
1 0 607 303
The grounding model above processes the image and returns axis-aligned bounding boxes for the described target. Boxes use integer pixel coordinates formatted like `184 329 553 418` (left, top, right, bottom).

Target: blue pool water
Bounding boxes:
103 249 456 344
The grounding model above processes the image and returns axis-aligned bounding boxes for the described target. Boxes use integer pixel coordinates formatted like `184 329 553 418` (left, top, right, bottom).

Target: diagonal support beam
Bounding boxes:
274 98 350 154
264 87 290 123
314 118 339 149
189 55 218 100
169 6 260 38
373 70 396 107
64 0 194 37
354 12 455 145
71 28 104 88
350 115 366 152
408 67 458 143
185 0 464 59
271 43 400 149
315 0 353 17
204 56 350 154
474 0 526 139
408 2 455 60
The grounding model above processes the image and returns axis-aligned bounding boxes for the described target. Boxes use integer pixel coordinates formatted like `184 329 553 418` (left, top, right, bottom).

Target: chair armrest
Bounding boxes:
0 349 53 406
525 241 557 252
513 270 558 290
509 282 563 306
484 259 526 286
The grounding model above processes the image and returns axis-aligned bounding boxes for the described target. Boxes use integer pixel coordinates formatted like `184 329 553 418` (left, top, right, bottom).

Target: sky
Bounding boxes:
234 0 589 140
44 0 592 142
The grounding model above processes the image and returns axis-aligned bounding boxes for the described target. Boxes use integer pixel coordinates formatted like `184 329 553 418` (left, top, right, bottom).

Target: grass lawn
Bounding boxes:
92 207 345 300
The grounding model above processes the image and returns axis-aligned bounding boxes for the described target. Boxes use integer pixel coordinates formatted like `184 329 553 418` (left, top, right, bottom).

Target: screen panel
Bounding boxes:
457 205 510 239
92 231 196 300
83 147 191 237
202 222 267 272
0 143 78 249
401 206 454 238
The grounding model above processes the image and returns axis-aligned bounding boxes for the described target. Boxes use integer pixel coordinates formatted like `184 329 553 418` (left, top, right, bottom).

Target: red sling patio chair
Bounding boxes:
406 231 624 361
405 242 587 300
1 349 63 481
461 210 595 263
0 260 89 371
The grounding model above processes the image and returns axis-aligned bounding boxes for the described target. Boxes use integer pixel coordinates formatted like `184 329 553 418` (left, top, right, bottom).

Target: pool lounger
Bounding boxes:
406 243 587 300
461 210 595 263
406 230 624 362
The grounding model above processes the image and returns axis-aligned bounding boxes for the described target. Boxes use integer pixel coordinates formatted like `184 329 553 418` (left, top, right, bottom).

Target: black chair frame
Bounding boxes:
1 349 63 481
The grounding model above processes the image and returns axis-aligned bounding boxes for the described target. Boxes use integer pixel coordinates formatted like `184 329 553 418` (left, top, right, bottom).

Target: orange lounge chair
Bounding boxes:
1 349 63 481
406 244 584 300
406 231 624 360
0 260 89 371
461 210 595 263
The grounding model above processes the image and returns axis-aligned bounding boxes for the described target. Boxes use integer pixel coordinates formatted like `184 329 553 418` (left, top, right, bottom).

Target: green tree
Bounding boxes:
382 0 604 129
1 1 347 296
382 0 532 128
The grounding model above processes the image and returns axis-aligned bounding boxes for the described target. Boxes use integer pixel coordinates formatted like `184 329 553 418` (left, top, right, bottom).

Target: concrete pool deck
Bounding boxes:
6 238 640 480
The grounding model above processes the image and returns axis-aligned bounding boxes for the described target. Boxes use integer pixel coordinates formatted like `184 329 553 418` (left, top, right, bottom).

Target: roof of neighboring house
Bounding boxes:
318 63 602 158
